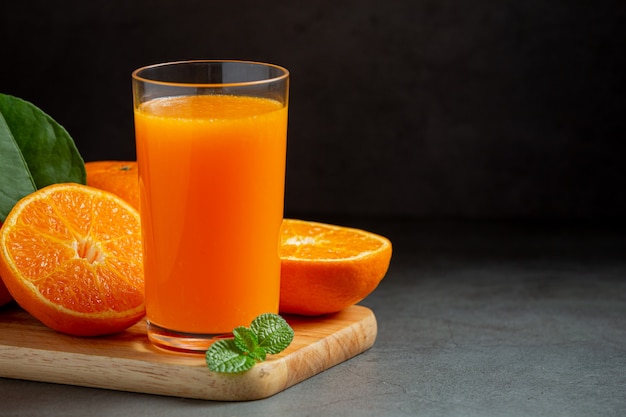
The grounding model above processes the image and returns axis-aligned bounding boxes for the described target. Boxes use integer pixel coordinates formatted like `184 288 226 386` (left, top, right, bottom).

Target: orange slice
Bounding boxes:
0 183 144 336
85 161 140 210
279 219 392 316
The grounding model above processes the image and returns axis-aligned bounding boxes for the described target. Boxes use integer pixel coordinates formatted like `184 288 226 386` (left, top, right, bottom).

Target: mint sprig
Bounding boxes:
206 313 294 373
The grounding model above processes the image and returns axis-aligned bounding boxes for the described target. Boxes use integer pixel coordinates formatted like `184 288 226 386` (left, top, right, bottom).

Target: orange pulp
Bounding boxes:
134 95 287 334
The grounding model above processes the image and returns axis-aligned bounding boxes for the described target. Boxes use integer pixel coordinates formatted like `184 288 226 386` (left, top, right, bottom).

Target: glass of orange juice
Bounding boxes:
132 60 289 352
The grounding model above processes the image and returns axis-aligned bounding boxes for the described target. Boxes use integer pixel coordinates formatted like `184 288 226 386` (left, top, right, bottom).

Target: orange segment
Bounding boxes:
0 183 144 336
85 161 140 210
279 219 392 316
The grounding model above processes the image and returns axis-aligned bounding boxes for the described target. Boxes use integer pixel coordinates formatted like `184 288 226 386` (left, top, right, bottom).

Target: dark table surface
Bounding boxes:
2 219 625 417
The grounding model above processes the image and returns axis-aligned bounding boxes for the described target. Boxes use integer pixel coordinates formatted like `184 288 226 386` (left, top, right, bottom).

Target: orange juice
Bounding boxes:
134 94 287 334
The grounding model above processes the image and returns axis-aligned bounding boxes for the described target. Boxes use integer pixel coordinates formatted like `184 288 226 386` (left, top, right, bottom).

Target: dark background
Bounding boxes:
1 0 625 222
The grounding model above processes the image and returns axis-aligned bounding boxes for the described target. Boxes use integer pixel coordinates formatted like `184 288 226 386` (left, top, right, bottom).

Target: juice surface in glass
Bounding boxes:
135 94 287 334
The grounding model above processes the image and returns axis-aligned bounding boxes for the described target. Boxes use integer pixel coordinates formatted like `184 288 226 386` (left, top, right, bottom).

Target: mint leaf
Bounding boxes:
205 313 294 373
0 93 86 221
205 339 257 373
233 326 266 361
251 313 295 354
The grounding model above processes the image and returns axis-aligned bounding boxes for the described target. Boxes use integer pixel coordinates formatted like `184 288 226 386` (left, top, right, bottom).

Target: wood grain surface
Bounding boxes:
0 304 377 401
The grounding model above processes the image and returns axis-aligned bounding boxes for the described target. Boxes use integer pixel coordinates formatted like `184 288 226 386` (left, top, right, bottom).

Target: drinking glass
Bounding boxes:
132 60 289 352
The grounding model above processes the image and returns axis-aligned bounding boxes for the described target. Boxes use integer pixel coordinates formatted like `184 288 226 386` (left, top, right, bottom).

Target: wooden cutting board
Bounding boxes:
0 304 376 401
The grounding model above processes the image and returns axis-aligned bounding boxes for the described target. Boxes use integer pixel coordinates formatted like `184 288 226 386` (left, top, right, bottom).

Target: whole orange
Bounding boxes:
85 161 140 210
279 219 392 316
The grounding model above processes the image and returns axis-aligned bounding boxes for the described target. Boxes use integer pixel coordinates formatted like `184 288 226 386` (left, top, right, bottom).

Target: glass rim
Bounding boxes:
132 59 289 88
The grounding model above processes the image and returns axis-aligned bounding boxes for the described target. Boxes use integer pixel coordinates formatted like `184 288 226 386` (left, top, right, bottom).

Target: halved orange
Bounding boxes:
279 219 392 316
0 183 144 336
85 161 140 210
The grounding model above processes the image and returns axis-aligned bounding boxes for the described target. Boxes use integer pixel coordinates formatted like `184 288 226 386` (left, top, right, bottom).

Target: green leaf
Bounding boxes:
205 313 294 373
0 112 36 221
251 313 295 354
233 326 257 354
0 93 86 221
205 339 256 373
233 326 266 361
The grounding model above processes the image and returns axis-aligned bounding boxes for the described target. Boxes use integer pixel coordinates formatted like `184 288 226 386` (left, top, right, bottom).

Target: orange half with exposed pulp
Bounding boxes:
0 183 144 336
280 219 392 316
